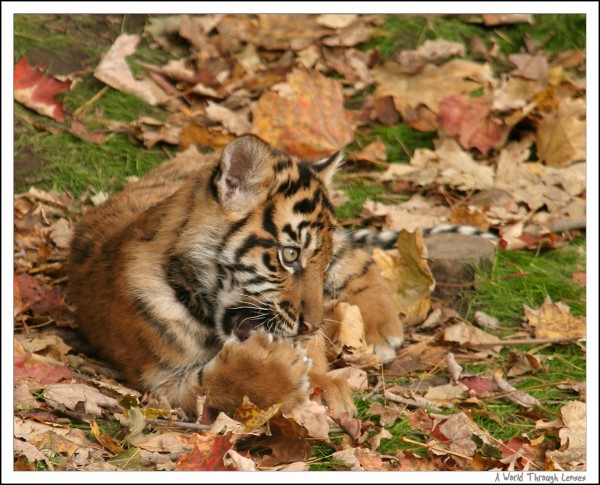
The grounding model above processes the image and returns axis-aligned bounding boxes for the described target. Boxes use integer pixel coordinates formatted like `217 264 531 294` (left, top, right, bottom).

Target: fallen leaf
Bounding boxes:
256 414 311 465
366 401 403 427
68 120 105 144
424 382 469 402
316 14 358 29
14 438 55 470
438 95 507 154
252 67 356 158
14 273 66 317
440 321 501 351
372 229 435 325
506 351 547 377
14 339 73 384
234 395 282 432
132 431 188 454
223 449 256 471
523 296 586 340
285 399 329 439
459 376 496 397
509 53 549 81
481 14 533 26
328 302 381 367
43 383 122 421
373 59 493 130
94 34 171 106
446 353 464 382
493 374 541 409
351 138 387 164
473 311 500 330
175 434 234 471
205 101 251 136
179 120 234 150
536 97 586 167
14 58 71 121
396 39 465 74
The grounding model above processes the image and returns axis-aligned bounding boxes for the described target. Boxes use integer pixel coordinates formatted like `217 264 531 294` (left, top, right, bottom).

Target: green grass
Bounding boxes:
465 238 586 322
364 14 586 62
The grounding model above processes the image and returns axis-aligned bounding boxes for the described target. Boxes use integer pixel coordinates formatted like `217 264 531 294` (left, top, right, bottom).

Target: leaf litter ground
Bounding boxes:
11 13 588 473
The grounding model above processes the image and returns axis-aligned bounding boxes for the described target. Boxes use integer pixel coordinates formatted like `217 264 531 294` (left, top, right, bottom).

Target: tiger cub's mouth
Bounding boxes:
222 306 316 341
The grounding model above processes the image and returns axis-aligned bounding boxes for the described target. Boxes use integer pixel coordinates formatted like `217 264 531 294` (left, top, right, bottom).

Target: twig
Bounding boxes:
476 337 584 347
146 418 212 431
73 86 109 118
401 436 473 461
435 271 531 288
146 418 346 435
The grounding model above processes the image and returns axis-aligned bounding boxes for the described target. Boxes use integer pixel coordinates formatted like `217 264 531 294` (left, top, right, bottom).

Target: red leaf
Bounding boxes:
438 95 505 154
14 58 71 121
14 340 73 384
14 274 66 317
175 434 235 471
459 376 497 396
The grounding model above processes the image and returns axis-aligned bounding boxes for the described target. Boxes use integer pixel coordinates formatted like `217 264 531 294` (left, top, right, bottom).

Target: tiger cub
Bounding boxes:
68 135 404 417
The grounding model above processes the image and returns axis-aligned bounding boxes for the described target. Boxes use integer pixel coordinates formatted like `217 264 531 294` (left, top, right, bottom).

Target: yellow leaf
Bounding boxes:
524 296 586 340
234 396 282 432
372 229 435 325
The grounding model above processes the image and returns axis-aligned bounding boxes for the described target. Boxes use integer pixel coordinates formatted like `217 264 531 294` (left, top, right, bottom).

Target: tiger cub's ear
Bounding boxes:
311 150 344 190
217 135 275 215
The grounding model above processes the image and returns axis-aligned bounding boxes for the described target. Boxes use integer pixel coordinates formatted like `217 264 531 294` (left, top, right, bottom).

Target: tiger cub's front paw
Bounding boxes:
201 331 311 416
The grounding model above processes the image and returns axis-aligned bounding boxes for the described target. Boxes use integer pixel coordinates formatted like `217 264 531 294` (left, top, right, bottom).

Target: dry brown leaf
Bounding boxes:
14 338 73 385
473 311 500 330
481 14 533 26
132 431 188 454
509 53 549 81
327 366 368 392
328 302 381 367
523 296 586 340
284 399 329 439
43 383 122 421
322 21 373 47
351 138 387 164
372 229 435 325
223 449 256 471
493 374 541 409
506 351 547 377
546 401 586 470
360 197 451 233
536 97 586 167
446 352 464 382
424 382 469 402
94 34 171 106
373 59 492 129
440 321 501 351
252 67 355 159
315 14 357 29
493 78 547 113
403 139 495 191
396 39 465 74
179 121 234 150
205 101 251 136
366 401 403 428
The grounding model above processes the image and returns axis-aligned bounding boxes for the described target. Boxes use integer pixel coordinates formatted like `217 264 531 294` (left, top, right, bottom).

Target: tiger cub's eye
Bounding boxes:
281 246 300 264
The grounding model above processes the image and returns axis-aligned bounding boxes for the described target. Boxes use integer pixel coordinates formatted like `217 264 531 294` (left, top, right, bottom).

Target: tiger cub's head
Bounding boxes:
210 135 343 342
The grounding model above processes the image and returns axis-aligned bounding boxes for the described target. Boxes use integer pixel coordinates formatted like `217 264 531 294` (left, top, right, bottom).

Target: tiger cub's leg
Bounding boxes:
201 331 312 416
327 246 404 363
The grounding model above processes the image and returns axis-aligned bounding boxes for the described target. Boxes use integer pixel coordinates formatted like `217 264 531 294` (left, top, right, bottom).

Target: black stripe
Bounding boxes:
235 234 277 260
282 223 298 242
131 295 186 353
274 158 292 171
165 254 215 327
262 203 278 237
209 165 221 202
293 197 315 214
263 253 278 272
334 259 373 294
223 215 250 244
